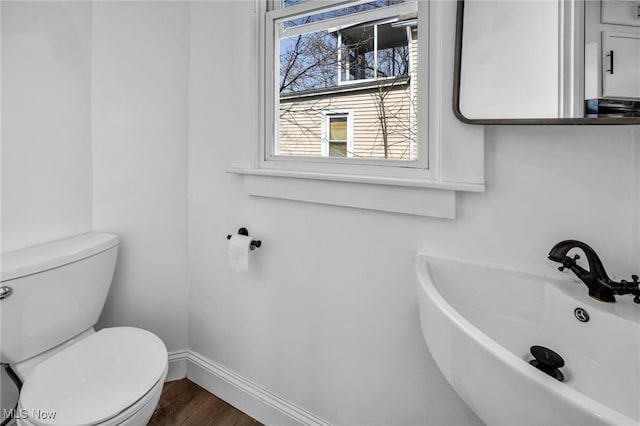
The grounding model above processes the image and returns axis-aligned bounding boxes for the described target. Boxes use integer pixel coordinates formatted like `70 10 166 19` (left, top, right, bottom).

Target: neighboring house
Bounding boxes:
278 15 418 161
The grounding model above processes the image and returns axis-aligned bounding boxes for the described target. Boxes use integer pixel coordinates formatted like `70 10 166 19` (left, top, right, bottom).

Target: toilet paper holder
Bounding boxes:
226 227 262 251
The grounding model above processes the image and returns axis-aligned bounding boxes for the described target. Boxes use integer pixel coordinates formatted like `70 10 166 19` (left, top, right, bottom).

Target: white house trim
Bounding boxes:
167 349 189 381
165 350 332 425
235 0 484 219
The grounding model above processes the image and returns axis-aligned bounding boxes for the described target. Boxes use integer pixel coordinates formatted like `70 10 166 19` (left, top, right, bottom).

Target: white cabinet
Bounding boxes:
602 0 640 26
601 31 640 98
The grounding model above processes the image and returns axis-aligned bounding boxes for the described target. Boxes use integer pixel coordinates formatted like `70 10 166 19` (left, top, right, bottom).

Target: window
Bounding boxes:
327 115 348 157
229 1 486 219
322 110 353 157
337 18 413 84
270 0 422 169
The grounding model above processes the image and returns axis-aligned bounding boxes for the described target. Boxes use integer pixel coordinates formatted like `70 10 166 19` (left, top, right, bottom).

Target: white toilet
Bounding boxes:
0 233 168 426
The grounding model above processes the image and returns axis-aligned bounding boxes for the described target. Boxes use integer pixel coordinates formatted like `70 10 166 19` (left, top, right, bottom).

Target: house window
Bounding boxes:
327 116 348 157
322 110 354 157
271 0 421 167
337 18 412 84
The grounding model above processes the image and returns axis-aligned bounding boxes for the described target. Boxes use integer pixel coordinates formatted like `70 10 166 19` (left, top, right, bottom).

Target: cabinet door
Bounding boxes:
602 0 640 26
602 32 640 98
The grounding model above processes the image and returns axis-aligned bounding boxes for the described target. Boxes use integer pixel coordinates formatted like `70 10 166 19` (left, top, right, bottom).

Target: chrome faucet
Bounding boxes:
548 240 640 303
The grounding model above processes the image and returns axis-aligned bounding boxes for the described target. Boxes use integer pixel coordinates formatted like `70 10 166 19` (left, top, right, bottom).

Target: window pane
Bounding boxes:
339 20 409 82
276 2 418 161
280 33 338 93
329 116 348 141
329 142 347 157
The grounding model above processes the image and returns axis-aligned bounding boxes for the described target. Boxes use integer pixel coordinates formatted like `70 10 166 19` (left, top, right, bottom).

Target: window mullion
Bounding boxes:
373 24 378 80
337 32 343 84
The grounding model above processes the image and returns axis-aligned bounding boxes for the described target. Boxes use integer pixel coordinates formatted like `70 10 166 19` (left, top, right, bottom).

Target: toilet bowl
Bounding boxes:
1 233 168 426
16 327 167 426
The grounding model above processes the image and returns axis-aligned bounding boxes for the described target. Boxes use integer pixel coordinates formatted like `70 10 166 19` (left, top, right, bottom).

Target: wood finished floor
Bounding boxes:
148 379 263 426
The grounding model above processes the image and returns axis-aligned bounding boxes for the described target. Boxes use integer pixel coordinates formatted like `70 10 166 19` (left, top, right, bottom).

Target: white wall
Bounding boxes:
1 1 93 416
2 3 191 418
188 2 640 425
91 1 190 354
186 2 474 425
1 1 93 252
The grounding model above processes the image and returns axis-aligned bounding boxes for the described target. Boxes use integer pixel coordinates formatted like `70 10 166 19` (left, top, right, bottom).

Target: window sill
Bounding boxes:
227 167 485 219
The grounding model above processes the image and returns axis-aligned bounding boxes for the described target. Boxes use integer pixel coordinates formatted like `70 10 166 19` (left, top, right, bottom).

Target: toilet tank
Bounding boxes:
0 233 119 364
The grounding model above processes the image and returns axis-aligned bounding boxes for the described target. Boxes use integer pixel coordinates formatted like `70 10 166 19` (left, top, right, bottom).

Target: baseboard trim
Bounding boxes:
167 350 188 382
186 350 331 426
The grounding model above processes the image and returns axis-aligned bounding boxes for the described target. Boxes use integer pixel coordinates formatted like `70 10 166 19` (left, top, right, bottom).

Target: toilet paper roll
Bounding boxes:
228 234 252 273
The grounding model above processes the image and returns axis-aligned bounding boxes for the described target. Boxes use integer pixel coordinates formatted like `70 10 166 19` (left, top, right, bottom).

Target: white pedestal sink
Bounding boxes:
416 254 639 426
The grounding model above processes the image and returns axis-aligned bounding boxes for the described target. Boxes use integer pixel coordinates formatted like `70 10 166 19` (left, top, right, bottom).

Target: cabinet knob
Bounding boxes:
606 50 615 74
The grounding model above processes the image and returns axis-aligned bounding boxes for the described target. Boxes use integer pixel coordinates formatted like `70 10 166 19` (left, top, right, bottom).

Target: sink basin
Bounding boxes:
416 254 640 425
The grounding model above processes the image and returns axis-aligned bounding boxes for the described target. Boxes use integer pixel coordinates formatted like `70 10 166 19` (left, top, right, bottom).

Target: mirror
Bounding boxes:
454 0 640 124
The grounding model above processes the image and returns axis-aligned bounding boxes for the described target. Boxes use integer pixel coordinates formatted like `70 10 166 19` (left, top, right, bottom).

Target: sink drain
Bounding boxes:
529 345 565 381
574 307 589 322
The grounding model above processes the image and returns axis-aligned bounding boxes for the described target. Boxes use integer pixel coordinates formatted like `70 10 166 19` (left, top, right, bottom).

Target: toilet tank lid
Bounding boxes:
1 233 119 282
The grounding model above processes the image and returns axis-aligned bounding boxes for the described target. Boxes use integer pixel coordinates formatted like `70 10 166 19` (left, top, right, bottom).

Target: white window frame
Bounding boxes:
321 109 354 157
228 0 486 219
266 0 427 177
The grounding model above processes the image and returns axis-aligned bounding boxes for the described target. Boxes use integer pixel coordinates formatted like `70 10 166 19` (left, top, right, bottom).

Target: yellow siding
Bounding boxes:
279 83 416 159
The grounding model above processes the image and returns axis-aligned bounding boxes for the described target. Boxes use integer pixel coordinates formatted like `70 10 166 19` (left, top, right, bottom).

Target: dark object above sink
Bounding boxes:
548 240 640 304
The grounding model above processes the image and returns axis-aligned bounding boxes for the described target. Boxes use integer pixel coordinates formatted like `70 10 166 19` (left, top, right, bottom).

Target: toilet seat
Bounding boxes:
18 327 168 426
